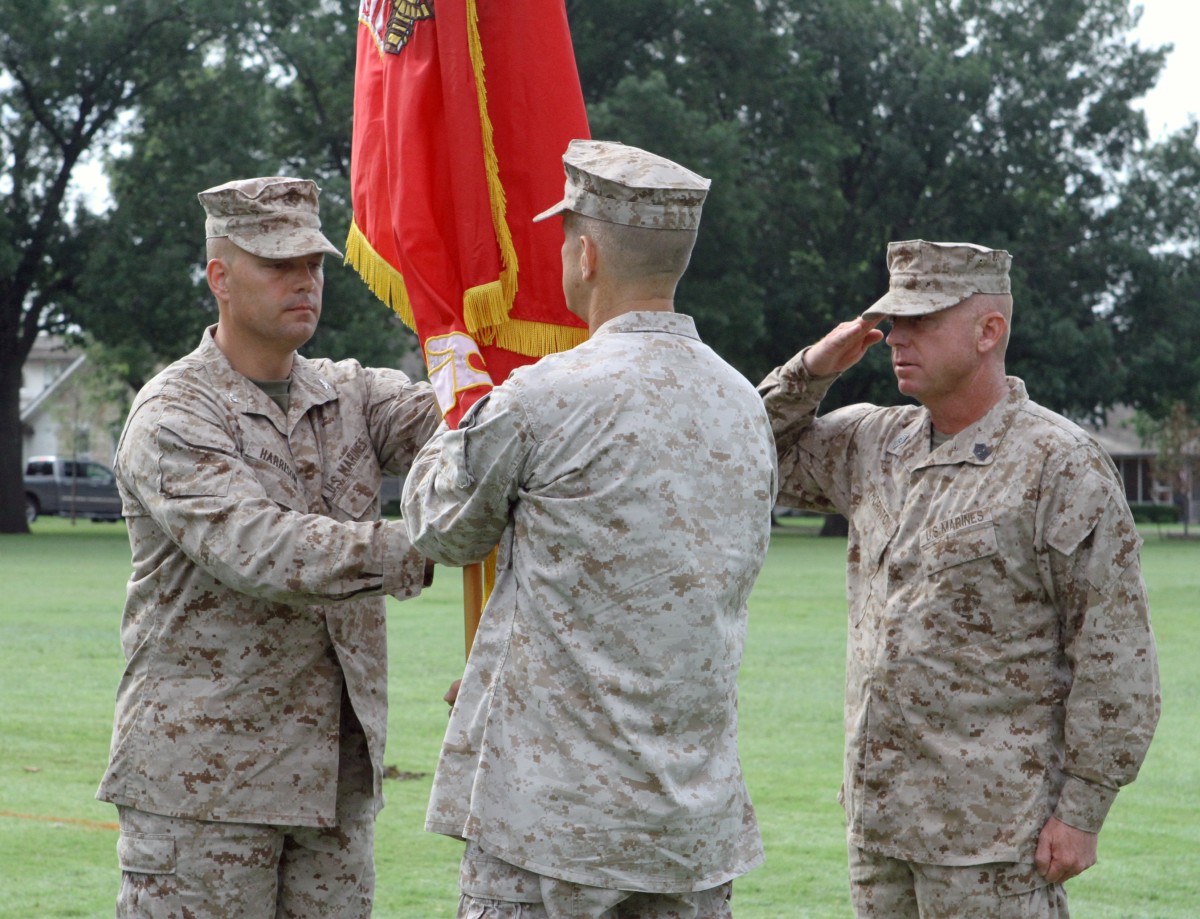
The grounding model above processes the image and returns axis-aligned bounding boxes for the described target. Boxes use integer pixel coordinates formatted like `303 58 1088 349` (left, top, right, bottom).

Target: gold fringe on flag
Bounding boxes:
348 221 583 359
462 279 512 334
346 220 513 336
486 318 588 355
345 220 416 329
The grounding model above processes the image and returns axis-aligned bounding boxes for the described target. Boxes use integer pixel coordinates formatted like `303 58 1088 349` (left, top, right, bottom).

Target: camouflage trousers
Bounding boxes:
113 746 376 919
458 842 735 919
848 845 1069 919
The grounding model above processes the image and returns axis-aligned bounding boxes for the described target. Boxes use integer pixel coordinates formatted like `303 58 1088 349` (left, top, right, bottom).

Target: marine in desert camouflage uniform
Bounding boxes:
96 177 441 918
758 240 1161 918
402 140 779 919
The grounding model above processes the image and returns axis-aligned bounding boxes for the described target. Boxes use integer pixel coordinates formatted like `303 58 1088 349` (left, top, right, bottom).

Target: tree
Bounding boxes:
9 0 1200 535
65 0 418 393
0 0 232 533
568 0 842 380
1 0 418 534
1108 125 1200 422
567 0 1197 421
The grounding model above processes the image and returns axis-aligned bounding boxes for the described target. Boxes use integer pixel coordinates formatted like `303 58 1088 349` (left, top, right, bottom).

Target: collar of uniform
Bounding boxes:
963 376 1027 461
590 310 699 341
196 325 338 418
286 353 339 414
892 377 1028 467
884 414 929 463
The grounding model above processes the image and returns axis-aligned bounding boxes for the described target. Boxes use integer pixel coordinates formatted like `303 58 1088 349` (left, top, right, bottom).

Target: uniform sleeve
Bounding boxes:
360 368 442 476
401 384 535 567
118 390 428 604
757 350 871 516
1041 452 1161 833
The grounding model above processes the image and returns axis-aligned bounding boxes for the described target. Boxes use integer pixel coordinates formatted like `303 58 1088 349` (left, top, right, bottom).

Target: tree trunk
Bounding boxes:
0 352 31 534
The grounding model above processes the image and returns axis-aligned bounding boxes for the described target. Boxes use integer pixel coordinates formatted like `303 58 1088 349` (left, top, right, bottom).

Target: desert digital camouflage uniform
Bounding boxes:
97 325 438 827
403 310 778 894
758 359 1160 869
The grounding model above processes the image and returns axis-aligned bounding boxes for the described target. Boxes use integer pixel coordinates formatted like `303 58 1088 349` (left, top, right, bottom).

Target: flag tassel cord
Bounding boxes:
464 0 519 327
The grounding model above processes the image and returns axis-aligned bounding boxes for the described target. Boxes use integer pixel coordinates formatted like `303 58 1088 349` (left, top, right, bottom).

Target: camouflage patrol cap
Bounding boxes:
198 176 343 259
532 139 711 230
861 240 1012 319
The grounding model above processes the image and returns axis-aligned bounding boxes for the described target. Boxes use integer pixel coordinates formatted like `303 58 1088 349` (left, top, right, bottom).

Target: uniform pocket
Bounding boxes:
992 862 1064 919
326 442 381 521
920 516 998 577
459 843 543 904
155 425 235 500
917 517 1019 645
117 832 180 917
118 832 176 874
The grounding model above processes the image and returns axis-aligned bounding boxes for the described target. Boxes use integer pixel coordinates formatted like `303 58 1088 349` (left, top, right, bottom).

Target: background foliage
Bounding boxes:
569 0 1200 411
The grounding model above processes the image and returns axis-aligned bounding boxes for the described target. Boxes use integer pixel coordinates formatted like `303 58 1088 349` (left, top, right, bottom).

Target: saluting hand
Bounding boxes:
802 318 885 377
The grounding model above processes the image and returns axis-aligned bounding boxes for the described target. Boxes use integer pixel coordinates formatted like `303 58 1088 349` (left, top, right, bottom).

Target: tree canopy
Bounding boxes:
65 0 419 391
0 0 417 532
2 0 217 532
4 0 1200 533
569 0 1200 414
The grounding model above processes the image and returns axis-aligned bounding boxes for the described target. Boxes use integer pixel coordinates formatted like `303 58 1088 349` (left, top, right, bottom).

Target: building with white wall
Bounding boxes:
20 335 119 466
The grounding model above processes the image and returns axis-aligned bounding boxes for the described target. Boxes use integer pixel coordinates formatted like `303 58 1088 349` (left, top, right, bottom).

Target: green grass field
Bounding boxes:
0 516 1196 917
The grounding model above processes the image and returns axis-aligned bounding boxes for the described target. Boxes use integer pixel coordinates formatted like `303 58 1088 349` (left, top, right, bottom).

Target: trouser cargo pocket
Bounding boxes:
117 832 178 918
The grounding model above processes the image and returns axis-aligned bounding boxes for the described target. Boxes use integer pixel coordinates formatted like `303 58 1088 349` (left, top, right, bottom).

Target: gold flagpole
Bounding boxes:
463 562 484 658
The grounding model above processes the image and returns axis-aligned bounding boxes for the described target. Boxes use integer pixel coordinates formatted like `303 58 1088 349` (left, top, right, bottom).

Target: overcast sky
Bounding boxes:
1132 0 1200 138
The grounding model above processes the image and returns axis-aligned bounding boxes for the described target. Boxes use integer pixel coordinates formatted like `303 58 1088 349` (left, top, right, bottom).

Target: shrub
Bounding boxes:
1129 503 1179 524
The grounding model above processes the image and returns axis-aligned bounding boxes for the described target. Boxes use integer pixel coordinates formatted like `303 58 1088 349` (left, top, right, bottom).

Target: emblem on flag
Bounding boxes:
360 0 433 55
424 333 494 418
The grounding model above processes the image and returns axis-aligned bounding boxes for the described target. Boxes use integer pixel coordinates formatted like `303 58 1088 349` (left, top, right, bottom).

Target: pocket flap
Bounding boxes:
921 515 998 576
118 832 177 875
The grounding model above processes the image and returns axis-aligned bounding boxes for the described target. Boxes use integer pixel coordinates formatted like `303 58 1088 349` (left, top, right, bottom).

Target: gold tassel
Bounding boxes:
466 0 519 319
463 280 512 334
